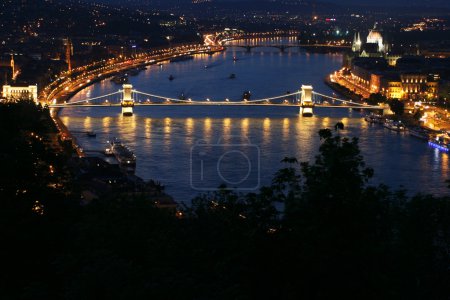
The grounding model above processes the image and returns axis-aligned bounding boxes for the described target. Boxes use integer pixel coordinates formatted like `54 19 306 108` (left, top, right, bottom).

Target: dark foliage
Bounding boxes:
389 98 405 116
367 93 387 106
0 103 449 299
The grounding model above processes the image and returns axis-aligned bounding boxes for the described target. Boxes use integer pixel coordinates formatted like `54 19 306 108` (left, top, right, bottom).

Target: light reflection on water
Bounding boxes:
60 48 449 202
62 110 450 202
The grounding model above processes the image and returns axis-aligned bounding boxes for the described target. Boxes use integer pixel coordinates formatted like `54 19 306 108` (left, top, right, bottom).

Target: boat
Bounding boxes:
364 113 384 124
110 139 136 170
169 75 174 81
169 55 194 63
408 127 429 141
86 131 96 138
233 56 238 61
111 74 128 84
384 120 405 132
229 73 236 79
428 134 449 152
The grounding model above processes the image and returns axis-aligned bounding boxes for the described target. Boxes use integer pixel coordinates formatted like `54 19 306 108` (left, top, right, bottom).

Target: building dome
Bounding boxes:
367 29 384 52
367 30 382 43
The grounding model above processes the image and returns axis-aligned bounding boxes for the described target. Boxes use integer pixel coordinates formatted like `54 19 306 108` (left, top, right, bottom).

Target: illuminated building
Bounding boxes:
2 84 38 102
64 38 73 73
346 56 439 100
352 32 362 52
349 23 400 66
366 24 385 53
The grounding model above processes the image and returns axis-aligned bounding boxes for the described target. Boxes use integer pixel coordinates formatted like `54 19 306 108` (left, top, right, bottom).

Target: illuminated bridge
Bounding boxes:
224 44 351 52
49 84 385 117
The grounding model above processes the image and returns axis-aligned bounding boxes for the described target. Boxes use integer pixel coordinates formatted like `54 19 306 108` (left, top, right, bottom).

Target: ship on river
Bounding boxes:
108 139 136 172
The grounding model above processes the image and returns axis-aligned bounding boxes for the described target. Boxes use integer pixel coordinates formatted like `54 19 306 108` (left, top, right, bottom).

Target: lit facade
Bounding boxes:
349 65 438 100
350 24 400 66
2 85 38 102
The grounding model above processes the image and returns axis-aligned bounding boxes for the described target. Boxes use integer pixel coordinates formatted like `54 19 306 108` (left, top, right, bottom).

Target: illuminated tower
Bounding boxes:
64 38 73 72
10 54 14 77
352 32 361 52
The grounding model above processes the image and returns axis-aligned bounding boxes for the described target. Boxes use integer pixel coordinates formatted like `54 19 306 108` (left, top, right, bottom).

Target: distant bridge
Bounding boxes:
225 44 351 52
49 84 384 117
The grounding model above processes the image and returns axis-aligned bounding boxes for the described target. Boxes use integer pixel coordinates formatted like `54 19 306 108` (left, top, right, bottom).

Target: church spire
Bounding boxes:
352 32 361 52
10 54 15 81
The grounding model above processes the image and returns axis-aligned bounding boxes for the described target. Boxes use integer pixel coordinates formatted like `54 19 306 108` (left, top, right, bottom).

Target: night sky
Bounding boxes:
91 0 450 8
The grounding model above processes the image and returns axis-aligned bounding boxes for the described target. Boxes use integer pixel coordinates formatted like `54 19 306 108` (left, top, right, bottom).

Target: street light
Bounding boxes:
166 36 173 50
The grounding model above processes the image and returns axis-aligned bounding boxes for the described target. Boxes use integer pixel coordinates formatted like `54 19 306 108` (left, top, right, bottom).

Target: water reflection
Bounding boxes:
145 118 151 139
282 118 290 141
164 117 171 135
441 153 449 175
204 117 212 142
83 116 91 131
241 118 249 137
263 118 271 143
223 118 231 137
185 117 194 144
59 47 450 200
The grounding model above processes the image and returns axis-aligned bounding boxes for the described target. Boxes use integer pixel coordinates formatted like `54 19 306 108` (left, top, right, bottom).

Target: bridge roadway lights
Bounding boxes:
300 85 314 117
121 83 134 116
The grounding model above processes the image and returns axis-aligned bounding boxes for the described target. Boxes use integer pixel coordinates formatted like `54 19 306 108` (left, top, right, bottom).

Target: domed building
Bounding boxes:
348 23 400 66
366 25 384 53
352 23 386 57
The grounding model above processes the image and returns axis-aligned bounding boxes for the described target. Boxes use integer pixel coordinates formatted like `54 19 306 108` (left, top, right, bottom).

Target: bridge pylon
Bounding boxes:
121 84 134 116
300 85 314 117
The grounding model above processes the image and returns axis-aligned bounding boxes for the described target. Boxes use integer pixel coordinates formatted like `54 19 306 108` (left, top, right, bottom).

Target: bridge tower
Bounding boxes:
300 85 314 117
121 84 134 116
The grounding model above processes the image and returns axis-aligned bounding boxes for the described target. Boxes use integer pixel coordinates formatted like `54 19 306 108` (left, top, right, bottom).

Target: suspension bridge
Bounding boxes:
49 84 385 117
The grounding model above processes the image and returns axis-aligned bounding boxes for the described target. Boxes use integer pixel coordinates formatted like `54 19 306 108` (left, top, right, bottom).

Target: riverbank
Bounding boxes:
324 76 364 102
46 44 224 156
44 44 224 205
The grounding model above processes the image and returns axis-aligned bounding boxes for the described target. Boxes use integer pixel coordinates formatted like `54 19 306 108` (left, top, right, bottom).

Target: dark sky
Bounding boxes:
86 0 450 8
331 0 449 6
197 0 449 6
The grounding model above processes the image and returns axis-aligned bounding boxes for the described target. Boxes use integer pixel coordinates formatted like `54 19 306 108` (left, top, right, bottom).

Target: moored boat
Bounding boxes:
365 113 384 124
384 120 405 132
110 138 137 171
428 134 450 152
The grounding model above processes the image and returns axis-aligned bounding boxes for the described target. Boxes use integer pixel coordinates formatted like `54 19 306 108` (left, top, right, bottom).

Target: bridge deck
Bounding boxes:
50 103 382 109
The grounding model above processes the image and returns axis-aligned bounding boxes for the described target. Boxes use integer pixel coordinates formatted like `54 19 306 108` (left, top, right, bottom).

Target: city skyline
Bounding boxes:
0 0 449 298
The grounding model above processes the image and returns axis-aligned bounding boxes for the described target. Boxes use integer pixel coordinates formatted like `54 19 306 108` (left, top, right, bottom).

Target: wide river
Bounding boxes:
61 38 449 203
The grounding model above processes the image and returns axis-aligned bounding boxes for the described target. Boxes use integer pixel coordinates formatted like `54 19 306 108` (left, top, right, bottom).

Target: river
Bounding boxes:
60 38 449 203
